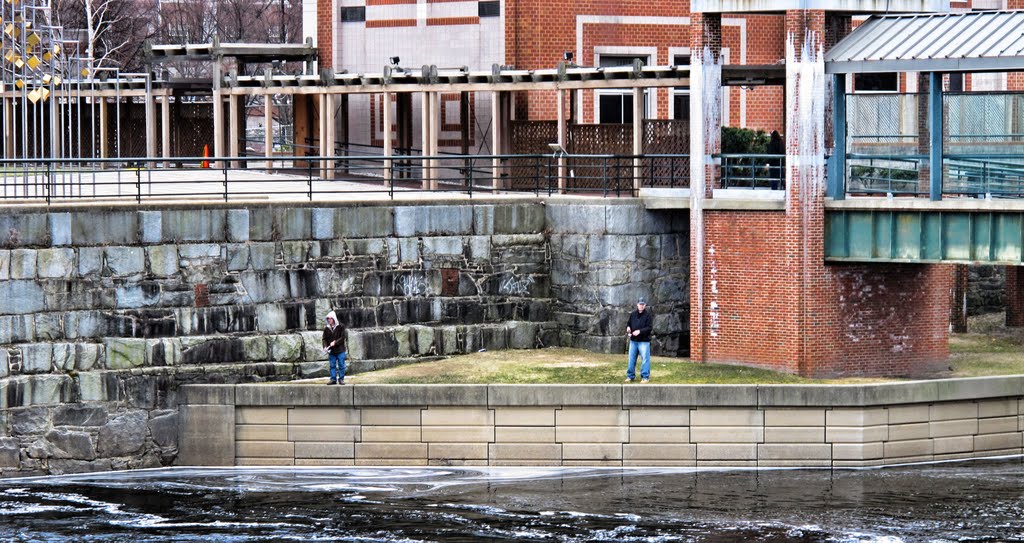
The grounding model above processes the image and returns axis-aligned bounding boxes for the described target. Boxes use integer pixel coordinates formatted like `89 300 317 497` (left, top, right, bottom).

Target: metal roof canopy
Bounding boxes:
826 10 1024 74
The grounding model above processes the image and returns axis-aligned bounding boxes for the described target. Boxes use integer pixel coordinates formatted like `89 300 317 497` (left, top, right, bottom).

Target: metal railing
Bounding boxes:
718 154 786 190
844 154 926 195
0 153 691 203
945 155 1024 197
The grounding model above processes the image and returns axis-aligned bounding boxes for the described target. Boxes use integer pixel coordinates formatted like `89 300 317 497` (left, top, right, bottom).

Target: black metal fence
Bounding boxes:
0 153 692 203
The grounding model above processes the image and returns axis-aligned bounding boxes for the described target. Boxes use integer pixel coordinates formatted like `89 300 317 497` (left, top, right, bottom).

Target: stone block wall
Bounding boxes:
177 377 1024 468
0 199 690 475
547 202 690 356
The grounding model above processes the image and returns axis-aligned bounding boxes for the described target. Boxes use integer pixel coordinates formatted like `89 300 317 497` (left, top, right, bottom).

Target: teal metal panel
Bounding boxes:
971 213 993 262
943 213 971 261
825 210 1024 264
848 212 875 259
825 211 848 258
873 212 893 258
993 213 1022 263
894 213 922 260
922 213 943 261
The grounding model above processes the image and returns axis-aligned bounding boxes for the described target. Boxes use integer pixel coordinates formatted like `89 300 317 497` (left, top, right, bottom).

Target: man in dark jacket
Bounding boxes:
625 297 653 383
322 310 347 384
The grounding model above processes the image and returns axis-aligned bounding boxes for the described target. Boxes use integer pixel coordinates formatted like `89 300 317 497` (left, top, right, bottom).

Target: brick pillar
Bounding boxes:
688 12 722 362
950 264 968 333
1006 266 1024 327
317 0 333 70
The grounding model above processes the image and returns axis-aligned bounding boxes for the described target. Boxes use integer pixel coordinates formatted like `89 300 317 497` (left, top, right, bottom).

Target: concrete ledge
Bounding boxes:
623 385 696 406
178 404 235 466
179 385 235 406
353 385 487 406
487 385 621 406
693 385 758 406
935 376 1024 402
236 384 353 406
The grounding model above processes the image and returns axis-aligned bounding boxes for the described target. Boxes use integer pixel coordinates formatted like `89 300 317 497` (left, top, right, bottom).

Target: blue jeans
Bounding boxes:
329 352 347 382
627 340 651 381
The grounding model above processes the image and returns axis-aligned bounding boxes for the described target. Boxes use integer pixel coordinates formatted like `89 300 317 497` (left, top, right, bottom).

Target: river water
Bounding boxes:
1 458 1022 542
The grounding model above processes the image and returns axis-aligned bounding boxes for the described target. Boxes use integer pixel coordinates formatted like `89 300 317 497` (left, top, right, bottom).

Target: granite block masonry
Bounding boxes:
0 199 690 476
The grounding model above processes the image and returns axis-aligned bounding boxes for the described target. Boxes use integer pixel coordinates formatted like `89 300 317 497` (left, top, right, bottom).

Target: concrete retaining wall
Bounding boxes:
180 377 1024 468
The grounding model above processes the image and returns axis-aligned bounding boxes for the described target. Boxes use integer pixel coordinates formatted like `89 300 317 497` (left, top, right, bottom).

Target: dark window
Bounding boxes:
673 93 690 121
598 54 648 68
948 72 963 92
341 6 365 22
673 54 691 66
599 94 631 124
479 1 500 17
854 72 898 92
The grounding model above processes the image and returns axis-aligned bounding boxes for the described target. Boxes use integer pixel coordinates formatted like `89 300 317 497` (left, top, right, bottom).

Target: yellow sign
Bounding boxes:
27 88 40 103
26 32 39 46
26 55 39 70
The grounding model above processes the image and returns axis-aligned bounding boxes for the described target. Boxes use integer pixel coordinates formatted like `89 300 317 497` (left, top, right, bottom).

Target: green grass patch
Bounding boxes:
342 313 1024 385
348 347 887 385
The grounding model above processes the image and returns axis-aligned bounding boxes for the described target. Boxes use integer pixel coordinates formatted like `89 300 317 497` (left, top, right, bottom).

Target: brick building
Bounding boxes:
299 0 1024 377
304 0 1012 152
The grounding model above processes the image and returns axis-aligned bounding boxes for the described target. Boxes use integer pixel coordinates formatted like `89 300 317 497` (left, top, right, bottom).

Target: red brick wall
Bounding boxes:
698 213 952 376
503 1 785 130
1007 266 1024 327
317 0 333 69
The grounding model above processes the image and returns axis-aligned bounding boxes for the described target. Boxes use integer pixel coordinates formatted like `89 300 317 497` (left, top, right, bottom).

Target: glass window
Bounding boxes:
672 93 689 121
599 94 632 124
854 72 898 92
478 1 500 17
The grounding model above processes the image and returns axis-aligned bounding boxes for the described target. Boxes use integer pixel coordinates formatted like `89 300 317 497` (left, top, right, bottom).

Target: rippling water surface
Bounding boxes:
1 458 1023 542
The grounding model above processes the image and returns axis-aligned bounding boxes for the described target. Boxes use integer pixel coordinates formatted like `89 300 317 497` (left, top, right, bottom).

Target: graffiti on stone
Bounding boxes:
395 274 429 296
499 274 534 296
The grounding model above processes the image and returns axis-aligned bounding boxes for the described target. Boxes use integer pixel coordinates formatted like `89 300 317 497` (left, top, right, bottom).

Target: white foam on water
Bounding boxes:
0 502 77 515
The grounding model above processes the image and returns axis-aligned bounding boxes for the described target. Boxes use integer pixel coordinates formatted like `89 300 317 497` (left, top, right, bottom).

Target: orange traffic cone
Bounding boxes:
201 144 210 169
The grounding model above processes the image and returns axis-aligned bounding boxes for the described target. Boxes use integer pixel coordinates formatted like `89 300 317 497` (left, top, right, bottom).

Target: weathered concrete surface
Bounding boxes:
182 377 1024 468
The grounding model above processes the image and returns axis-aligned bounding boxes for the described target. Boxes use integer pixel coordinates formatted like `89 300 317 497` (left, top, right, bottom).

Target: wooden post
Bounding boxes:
420 91 431 189
491 90 502 191
633 86 644 195
556 88 567 193
161 93 171 168
145 89 157 166
383 91 393 186
99 98 109 161
212 62 224 168
429 92 440 190
318 92 328 179
264 92 274 171
3 97 13 159
228 93 240 169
